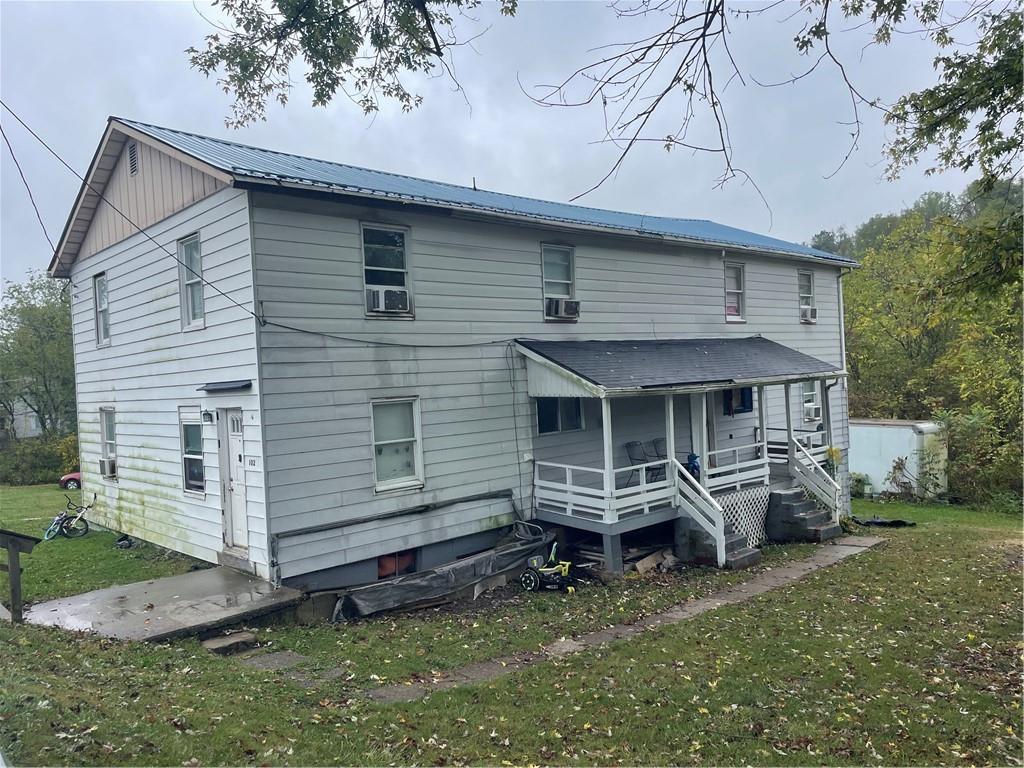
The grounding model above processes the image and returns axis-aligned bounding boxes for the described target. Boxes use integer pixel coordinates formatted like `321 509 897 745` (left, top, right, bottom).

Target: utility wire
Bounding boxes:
0 100 525 350
1 124 55 251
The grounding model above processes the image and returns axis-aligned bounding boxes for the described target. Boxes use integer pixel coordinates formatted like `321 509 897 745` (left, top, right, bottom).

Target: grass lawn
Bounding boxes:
1 498 1020 766
0 485 204 606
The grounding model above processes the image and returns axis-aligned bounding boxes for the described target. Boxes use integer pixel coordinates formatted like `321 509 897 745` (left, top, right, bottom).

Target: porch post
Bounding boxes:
757 385 768 480
601 397 614 495
664 394 676 465
820 379 833 447
784 383 795 464
688 392 708 488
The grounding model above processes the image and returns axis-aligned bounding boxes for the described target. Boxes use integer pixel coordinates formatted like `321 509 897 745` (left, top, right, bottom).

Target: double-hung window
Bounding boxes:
798 270 815 322
722 387 753 416
802 381 821 422
179 410 205 492
178 234 204 328
536 397 584 434
94 273 110 344
371 398 423 491
99 407 117 478
542 245 574 301
362 225 412 315
724 263 745 320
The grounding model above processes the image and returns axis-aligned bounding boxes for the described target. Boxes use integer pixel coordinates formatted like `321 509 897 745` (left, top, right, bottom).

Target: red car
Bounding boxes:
59 471 82 490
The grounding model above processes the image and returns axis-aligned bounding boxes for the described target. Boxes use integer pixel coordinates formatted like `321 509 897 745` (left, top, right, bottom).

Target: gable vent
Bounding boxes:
127 141 139 176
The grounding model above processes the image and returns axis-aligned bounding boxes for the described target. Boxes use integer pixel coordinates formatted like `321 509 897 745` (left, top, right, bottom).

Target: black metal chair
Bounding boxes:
624 441 648 486
649 437 668 480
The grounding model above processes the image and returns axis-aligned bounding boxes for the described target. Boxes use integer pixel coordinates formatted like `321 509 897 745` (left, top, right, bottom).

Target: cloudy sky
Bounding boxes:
1 1 974 283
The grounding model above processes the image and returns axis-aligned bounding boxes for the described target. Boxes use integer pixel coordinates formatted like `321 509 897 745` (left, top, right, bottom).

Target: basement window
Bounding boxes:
377 550 417 580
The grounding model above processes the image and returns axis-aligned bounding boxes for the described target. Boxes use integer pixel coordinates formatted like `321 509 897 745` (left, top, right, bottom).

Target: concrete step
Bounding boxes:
724 546 762 570
724 532 748 553
202 630 257 655
791 510 831 528
807 523 842 543
776 499 818 515
769 488 806 504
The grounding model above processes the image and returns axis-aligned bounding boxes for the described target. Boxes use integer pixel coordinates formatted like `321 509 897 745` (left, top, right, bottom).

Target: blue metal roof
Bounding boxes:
118 117 854 265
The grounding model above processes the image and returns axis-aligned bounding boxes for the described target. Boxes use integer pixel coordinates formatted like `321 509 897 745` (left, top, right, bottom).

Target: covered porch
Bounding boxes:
516 337 844 571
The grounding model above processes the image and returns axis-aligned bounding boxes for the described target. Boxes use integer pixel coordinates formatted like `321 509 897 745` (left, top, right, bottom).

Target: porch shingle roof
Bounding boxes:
515 337 840 391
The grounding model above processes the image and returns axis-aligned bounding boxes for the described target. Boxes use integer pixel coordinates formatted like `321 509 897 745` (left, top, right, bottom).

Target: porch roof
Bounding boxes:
516 336 842 397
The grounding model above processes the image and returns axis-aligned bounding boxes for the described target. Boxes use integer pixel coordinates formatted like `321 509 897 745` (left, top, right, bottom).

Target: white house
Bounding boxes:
49 118 856 587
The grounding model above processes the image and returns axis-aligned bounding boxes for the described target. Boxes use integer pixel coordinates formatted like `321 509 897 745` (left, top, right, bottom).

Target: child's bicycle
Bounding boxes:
44 493 95 540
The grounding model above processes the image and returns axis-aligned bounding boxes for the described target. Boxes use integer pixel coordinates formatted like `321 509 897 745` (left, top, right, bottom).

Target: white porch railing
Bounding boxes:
533 458 727 567
705 442 770 493
767 428 829 465
790 438 841 521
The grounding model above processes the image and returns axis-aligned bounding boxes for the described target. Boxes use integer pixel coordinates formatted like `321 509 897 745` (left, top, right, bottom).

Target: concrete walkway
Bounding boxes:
24 567 302 642
362 536 885 704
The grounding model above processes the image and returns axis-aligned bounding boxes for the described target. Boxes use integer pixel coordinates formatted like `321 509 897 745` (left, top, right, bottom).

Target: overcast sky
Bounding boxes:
1 1 975 283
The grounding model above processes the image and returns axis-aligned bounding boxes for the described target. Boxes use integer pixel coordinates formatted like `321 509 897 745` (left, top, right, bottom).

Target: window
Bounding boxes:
724 263 744 320
127 141 139 176
798 270 815 322
94 273 110 344
536 397 584 434
378 550 416 579
371 398 422 490
362 225 411 315
178 234 204 328
802 381 821 422
542 245 574 300
179 412 205 492
722 387 753 416
99 407 117 478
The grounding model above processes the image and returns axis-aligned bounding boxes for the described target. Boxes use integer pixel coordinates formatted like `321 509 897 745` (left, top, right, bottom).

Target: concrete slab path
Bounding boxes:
363 536 886 704
24 567 302 642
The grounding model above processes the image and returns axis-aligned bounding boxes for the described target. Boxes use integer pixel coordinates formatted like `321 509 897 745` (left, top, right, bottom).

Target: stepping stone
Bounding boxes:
241 650 308 671
202 631 257 655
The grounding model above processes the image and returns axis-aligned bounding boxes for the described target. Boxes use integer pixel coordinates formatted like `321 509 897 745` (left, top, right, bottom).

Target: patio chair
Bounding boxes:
624 441 649 486
648 437 668 481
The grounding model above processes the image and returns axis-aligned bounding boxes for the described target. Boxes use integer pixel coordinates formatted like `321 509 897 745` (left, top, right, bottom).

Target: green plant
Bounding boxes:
938 404 1023 505
54 433 79 475
0 435 69 485
850 472 868 499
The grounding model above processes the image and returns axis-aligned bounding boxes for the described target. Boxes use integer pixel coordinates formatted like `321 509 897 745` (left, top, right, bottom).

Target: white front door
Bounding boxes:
221 409 248 550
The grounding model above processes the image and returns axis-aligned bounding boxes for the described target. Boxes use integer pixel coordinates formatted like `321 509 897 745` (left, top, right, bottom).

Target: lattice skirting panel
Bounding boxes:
716 485 771 546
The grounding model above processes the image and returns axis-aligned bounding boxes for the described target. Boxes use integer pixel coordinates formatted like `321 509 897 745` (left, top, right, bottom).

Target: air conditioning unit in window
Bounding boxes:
366 287 410 314
545 298 580 320
99 458 117 478
803 403 822 421
800 306 818 324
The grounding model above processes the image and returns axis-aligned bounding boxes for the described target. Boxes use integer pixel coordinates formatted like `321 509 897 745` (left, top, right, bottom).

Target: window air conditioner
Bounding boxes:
800 306 818 323
545 298 580 319
99 458 117 478
366 287 410 313
803 404 822 421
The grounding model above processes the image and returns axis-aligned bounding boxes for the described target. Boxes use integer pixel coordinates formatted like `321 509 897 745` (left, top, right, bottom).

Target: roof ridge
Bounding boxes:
114 117 715 225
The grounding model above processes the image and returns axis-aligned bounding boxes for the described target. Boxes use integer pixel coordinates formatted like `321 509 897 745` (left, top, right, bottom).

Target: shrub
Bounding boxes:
850 472 868 498
937 404 1023 506
0 434 77 486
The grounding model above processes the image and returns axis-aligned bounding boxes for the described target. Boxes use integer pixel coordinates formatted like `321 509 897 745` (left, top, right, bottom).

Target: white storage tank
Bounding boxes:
848 419 947 498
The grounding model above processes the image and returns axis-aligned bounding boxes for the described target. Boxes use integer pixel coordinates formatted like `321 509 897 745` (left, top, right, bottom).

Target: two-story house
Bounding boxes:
49 118 857 588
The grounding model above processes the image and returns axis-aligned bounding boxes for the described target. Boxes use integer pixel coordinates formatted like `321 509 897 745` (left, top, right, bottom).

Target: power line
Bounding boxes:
0 100 525 351
1 124 55 251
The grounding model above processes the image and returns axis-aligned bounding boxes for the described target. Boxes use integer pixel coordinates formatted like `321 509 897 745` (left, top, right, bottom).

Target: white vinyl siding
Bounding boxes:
94 273 110 345
178 234 204 328
541 245 574 300
724 262 744 320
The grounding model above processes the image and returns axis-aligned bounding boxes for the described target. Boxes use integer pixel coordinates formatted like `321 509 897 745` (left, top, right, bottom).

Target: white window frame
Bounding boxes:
724 262 745 321
94 273 110 345
361 223 413 318
99 407 117 478
370 397 424 493
178 233 204 330
535 397 585 435
802 381 821 422
179 408 205 494
798 269 816 322
541 244 575 303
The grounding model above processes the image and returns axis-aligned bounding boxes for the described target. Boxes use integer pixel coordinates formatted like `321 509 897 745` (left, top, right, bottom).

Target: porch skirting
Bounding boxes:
715 485 771 546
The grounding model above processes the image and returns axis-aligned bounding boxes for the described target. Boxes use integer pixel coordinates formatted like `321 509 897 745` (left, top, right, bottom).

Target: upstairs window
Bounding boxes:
798 270 816 323
371 398 423 491
363 225 412 316
542 245 574 300
724 263 745 320
94 273 110 345
536 397 584 434
178 234 204 328
99 407 117 478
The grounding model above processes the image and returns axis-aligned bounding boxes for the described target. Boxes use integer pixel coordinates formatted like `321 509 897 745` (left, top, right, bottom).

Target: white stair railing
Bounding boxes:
671 458 727 567
790 439 841 522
